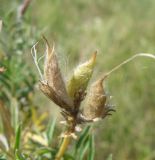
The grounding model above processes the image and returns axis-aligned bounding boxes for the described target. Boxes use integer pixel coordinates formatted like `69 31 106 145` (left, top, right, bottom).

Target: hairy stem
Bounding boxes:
55 136 71 160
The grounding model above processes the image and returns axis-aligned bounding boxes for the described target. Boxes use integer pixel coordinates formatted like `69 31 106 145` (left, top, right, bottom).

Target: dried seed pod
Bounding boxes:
43 37 66 92
39 82 72 111
83 78 107 120
40 37 73 110
67 52 97 104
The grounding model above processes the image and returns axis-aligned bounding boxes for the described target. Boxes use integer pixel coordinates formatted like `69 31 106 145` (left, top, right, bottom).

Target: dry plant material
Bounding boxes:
32 37 155 160
39 36 73 112
0 67 5 73
0 101 14 146
83 78 115 120
18 0 32 18
0 20 2 32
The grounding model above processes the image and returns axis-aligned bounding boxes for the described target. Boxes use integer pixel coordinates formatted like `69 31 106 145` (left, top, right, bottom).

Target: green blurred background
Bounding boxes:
0 0 155 159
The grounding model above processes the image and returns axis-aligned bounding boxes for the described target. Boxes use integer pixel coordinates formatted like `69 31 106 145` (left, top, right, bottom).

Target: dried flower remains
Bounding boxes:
32 37 155 137
31 37 114 136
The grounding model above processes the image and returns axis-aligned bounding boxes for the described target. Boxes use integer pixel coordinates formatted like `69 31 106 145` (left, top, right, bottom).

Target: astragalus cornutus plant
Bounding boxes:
32 36 155 160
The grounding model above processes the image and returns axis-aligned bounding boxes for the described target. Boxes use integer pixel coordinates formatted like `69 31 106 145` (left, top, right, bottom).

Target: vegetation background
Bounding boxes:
0 0 155 159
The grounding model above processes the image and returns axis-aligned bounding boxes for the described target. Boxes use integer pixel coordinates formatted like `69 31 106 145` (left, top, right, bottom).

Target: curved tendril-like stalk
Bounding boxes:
103 53 155 80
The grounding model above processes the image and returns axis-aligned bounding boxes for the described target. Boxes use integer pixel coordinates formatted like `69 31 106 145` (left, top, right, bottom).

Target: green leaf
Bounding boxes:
74 126 91 159
14 124 21 152
46 118 56 145
79 136 90 160
88 135 95 160
106 154 113 160
15 150 25 160
36 147 56 155
0 154 6 160
10 97 19 131
75 126 90 150
63 153 75 160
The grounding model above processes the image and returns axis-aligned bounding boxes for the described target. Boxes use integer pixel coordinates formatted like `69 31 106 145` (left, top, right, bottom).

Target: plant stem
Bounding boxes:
18 0 32 18
103 53 155 79
55 136 71 160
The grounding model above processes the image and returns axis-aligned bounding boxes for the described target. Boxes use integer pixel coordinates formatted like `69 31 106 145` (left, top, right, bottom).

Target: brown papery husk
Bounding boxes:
39 82 73 112
42 36 74 109
83 78 107 120
0 101 14 145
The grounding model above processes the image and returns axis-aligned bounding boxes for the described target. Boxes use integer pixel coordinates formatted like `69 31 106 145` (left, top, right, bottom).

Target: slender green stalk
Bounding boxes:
55 136 71 160
104 53 155 79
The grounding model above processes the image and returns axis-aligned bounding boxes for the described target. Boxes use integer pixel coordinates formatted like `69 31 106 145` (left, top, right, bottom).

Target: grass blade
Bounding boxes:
79 136 90 160
88 135 95 160
10 97 19 131
46 118 56 145
106 154 113 160
75 125 90 150
14 124 21 152
0 101 14 145
15 150 25 160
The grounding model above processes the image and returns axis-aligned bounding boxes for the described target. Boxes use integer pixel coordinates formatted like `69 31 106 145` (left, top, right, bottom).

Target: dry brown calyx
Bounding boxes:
78 77 115 123
31 37 115 136
40 36 74 111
